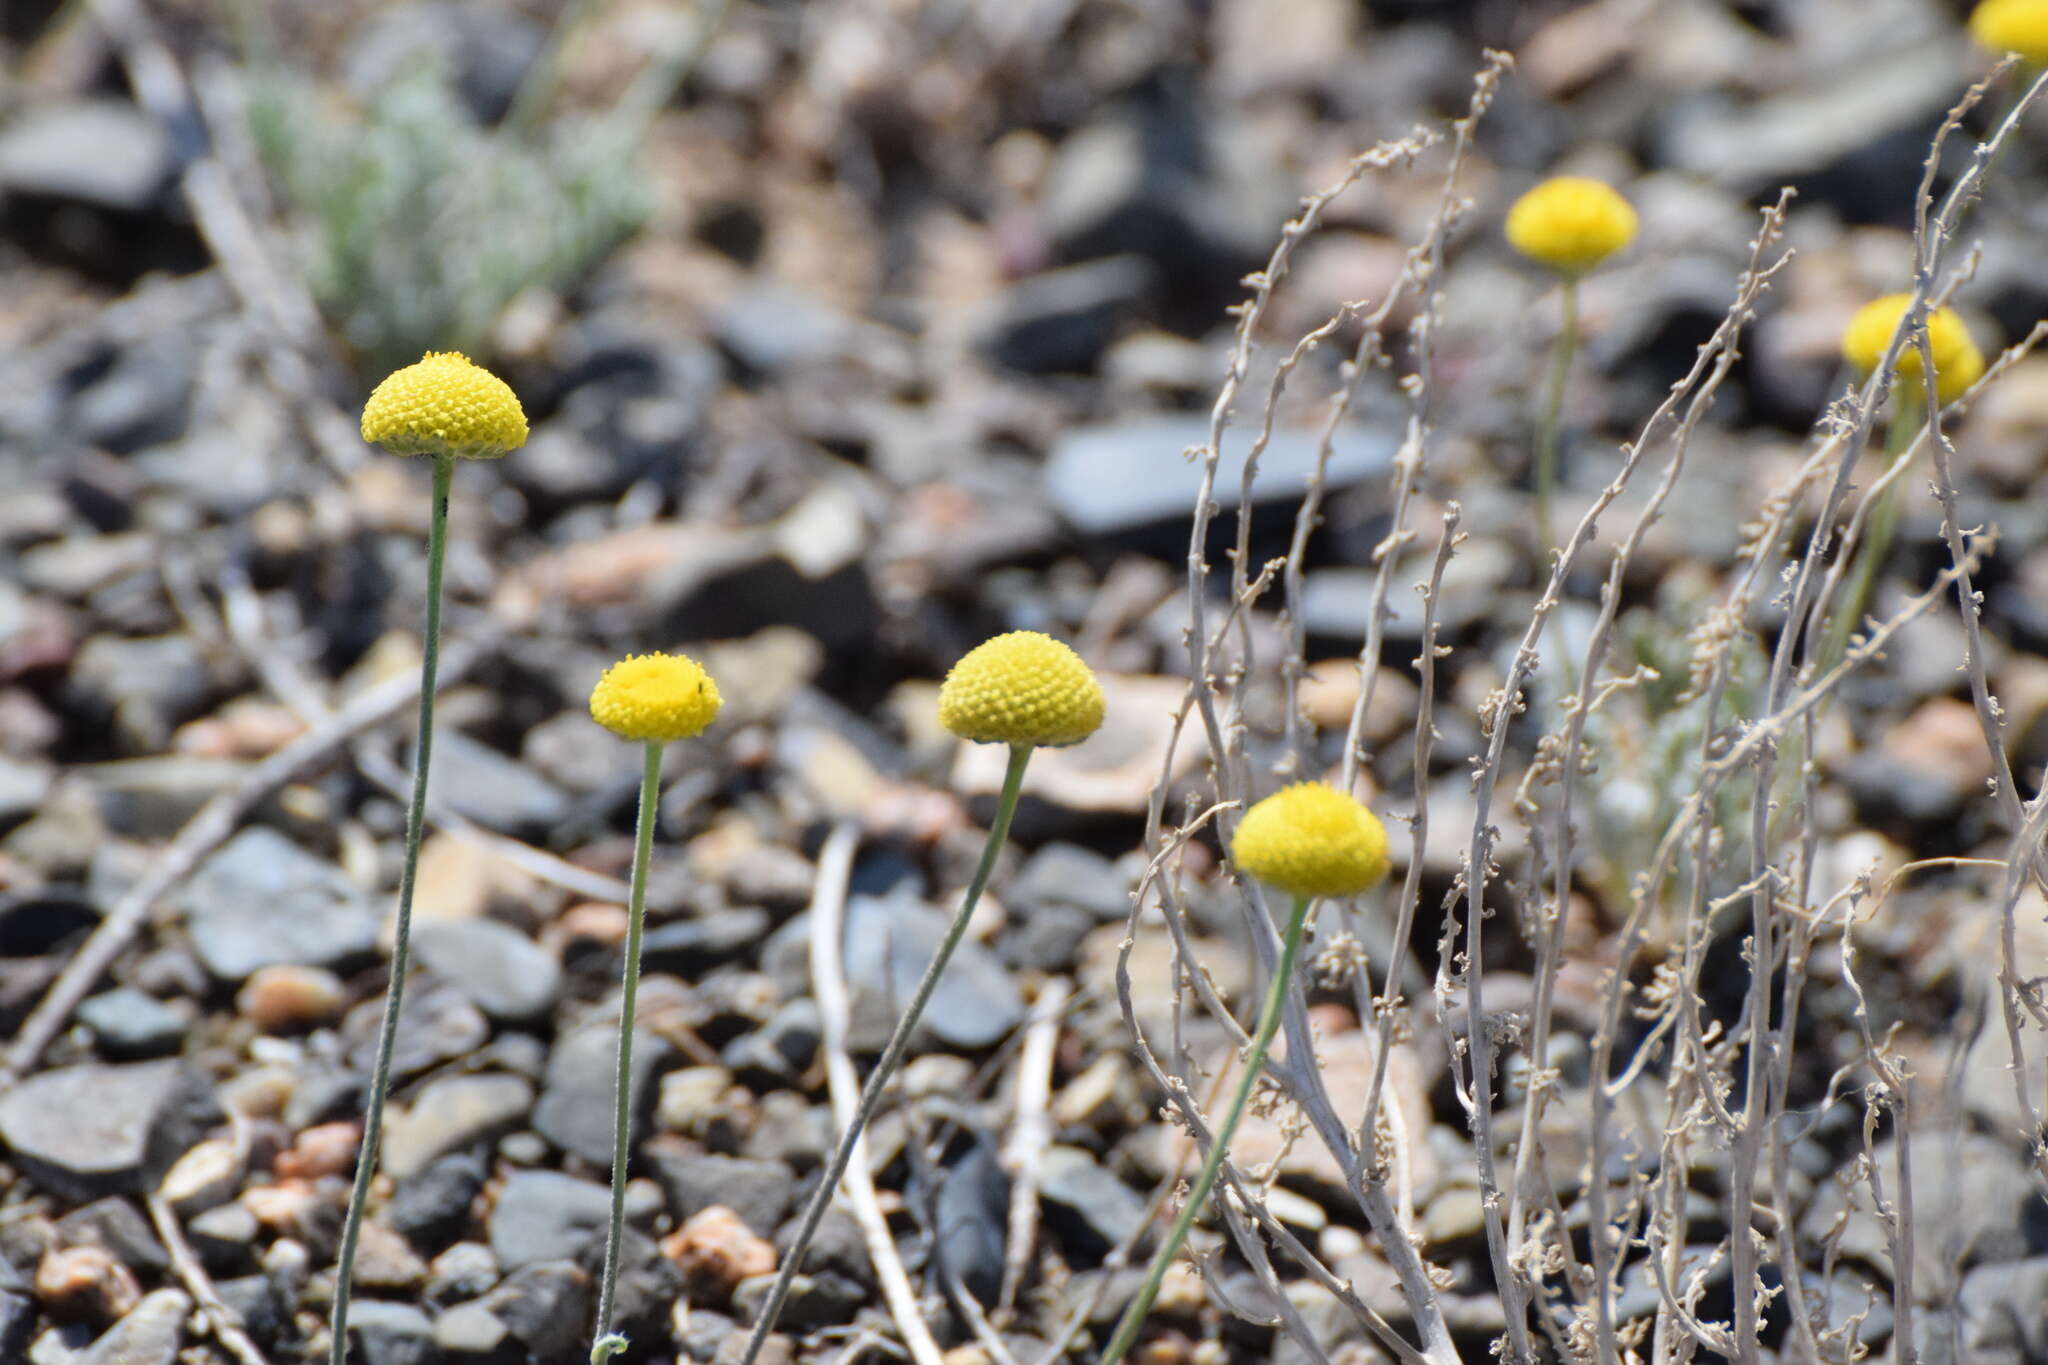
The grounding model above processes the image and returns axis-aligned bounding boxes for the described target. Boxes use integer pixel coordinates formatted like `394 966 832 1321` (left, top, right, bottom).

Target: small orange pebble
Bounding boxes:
662 1205 777 1299
274 1119 361 1182
238 964 347 1033
36 1245 141 1323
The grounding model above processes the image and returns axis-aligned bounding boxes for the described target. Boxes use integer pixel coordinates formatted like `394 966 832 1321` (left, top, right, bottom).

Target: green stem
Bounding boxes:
1534 276 1580 554
591 740 665 1365
1098 893 1314 1365
329 451 454 1365
1820 395 1923 673
735 743 1034 1365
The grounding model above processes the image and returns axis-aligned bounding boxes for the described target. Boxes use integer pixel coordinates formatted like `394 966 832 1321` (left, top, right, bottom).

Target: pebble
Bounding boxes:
236 964 347 1032
640 909 772 976
1009 842 1131 922
184 1203 258 1273
425 1241 500 1307
156 1136 240 1215
656 1066 745 1143
178 828 379 981
531 1025 673 1166
274 1120 361 1182
428 731 573 834
54 1200 166 1279
1037 1145 1148 1254
644 1146 796 1239
342 977 491 1080
33 1247 138 1325
75 988 185 1060
731 1270 864 1332
383 1074 537 1180
842 890 1023 1050
412 919 561 1024
0 1059 206 1200
73 1288 187 1365
487 1171 611 1269
720 998 820 1084
474 1261 591 1363
0 1292 28 1363
664 1206 777 1299
390 1152 489 1256
931 1142 1008 1305
433 1299 511 1358
354 1220 431 1292
343 1298 440 1365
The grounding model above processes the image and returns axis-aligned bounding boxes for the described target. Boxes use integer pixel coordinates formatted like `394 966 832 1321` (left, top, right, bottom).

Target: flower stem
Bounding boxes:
1098 893 1313 1365
329 450 454 1365
591 739 665 1365
1820 393 1923 673
735 742 1034 1365
1534 275 1580 553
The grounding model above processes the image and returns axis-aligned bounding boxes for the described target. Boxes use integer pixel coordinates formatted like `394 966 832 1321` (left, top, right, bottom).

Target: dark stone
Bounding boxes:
478 1261 591 1364
778 1209 873 1290
977 257 1156 376
640 910 771 976
56 1198 168 1276
999 899 1093 972
731 1270 864 1331
347 1298 444 1365
1958 1257 2048 1364
531 1025 672 1166
574 1228 678 1352
185 1203 258 1274
1010 843 1132 922
931 1142 1008 1306
644 1145 795 1238
0 1059 214 1200
1036 1146 1146 1257
76 988 185 1060
673 1306 733 1362
0 1290 32 1364
343 977 491 1082
413 920 561 1025
0 893 99 956
487 1171 610 1269
389 1152 489 1254
720 998 820 1085
214 1274 285 1349
178 828 378 981
842 890 1023 1050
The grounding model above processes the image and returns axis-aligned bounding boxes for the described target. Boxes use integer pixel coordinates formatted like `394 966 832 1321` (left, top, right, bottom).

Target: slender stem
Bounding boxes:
1534 275 1580 553
329 451 454 1365
1820 395 1923 672
1098 894 1314 1365
735 743 1034 1365
591 740 665 1365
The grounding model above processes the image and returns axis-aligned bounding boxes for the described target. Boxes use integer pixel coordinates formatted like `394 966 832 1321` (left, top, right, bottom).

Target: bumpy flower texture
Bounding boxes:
1840 294 1987 405
590 653 723 744
1231 783 1390 901
1505 177 1637 274
1972 0 2048 64
938 631 1105 749
361 352 529 458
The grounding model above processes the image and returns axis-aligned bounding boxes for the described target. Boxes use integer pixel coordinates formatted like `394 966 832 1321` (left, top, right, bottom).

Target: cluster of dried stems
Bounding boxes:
1127 54 2048 1365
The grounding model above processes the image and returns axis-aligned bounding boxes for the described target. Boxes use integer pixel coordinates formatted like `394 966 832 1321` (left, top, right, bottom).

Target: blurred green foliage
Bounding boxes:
245 49 647 377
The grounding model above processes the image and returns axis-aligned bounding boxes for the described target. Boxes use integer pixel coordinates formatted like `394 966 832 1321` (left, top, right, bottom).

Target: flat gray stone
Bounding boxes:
487 1172 609 1269
0 101 172 209
0 1060 199 1200
413 918 560 1024
427 732 571 833
77 1289 188 1365
383 1074 536 1180
843 890 1023 1050
532 1025 672 1166
178 828 378 981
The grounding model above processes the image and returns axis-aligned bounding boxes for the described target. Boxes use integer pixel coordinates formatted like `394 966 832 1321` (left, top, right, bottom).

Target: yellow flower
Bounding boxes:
1231 783 1389 900
937 632 1104 748
361 352 529 458
1840 294 1986 405
1505 177 1637 274
590 652 722 743
1972 0 2048 63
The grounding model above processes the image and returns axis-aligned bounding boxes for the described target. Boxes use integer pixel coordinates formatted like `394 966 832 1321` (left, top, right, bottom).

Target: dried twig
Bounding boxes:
998 976 1069 1318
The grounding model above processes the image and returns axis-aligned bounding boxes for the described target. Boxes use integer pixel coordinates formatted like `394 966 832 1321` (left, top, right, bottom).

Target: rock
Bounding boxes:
488 1171 610 1269
54 1200 166 1279
275 1120 362 1182
34 1246 139 1324
0 756 52 826
1000 899 1092 972
477 1261 591 1363
69 335 195 454
184 1203 258 1273
1044 416 1394 536
1009 843 1132 922
214 1274 285 1349
0 101 173 210
0 1059 209 1200
68 635 211 751
74 1288 187 1365
1036 1146 1146 1256
973 256 1156 375
340 0 545 124
841 889 1023 1050
1958 1258 2048 1364
715 281 866 374
356 1220 431 1291
656 1067 747 1146
426 1241 500 1307
640 910 772 976
346 1298 442 1365
662 1206 776 1300
178 828 379 981
931 1142 1008 1305
1843 695 1996 827
412 919 560 1024
532 1025 673 1166
644 1146 796 1239
0 1291 29 1364
743 1092 827 1171
75 988 185 1060
433 1300 511 1359
156 1136 240 1215
576 1225 679 1347
428 731 573 835
343 977 491 1080
720 998 821 1084
0 892 99 956
386 1074 533 1179
237 964 347 1032
731 1270 864 1331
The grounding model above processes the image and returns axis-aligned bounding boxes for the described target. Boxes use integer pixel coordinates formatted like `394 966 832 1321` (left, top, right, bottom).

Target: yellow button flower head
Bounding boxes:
1972 0 2048 63
938 631 1105 748
361 352 529 458
1840 294 1986 405
1505 177 1637 274
590 652 722 743
1231 783 1389 900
